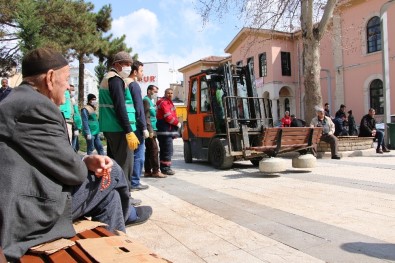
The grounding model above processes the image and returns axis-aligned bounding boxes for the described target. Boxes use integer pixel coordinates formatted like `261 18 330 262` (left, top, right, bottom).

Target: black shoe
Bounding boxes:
376 149 384 154
382 146 391 153
130 197 142 206
331 155 341 160
126 206 153 226
161 168 175 175
130 184 149 191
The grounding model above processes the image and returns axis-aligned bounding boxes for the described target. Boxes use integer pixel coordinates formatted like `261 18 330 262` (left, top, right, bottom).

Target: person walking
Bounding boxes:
82 93 105 155
156 88 181 175
124 61 150 191
143 85 166 178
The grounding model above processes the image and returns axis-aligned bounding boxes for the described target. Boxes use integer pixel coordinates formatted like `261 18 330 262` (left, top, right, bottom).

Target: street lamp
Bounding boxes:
380 0 395 145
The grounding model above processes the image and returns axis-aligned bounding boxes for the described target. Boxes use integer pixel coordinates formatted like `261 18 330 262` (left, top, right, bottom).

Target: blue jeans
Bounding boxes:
86 134 105 155
131 139 145 187
71 161 134 232
376 130 385 149
72 134 79 152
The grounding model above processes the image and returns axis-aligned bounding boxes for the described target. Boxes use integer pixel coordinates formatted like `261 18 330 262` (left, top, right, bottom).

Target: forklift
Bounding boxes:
182 62 273 169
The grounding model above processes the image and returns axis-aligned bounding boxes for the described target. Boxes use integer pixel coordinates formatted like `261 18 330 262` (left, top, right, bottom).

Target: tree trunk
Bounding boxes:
78 54 85 109
303 37 322 123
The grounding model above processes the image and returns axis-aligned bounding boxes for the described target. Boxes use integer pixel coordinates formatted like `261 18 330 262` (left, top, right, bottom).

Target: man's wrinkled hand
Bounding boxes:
74 130 79 136
83 155 113 177
87 134 92 140
177 123 181 128
126 132 140 150
149 132 154 138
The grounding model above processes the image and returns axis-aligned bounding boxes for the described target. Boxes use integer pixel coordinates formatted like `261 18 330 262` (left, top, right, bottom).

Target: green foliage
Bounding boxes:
15 0 44 54
95 61 107 85
0 0 135 88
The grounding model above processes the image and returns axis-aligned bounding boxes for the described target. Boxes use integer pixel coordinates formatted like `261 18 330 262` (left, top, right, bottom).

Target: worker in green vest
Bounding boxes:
70 84 82 152
59 88 73 144
143 85 166 178
99 51 150 210
82 93 104 155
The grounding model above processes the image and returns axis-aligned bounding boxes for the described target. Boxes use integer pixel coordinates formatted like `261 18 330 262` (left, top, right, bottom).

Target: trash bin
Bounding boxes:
388 123 395 149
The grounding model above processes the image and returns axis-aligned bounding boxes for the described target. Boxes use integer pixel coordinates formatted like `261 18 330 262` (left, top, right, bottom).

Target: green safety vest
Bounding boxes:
83 105 100 135
73 104 82 130
99 71 136 132
143 96 157 131
59 91 72 120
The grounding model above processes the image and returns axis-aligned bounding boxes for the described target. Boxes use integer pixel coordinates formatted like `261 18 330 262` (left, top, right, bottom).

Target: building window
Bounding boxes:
281 52 291 76
367 16 381 53
370 79 384 114
259 53 267 77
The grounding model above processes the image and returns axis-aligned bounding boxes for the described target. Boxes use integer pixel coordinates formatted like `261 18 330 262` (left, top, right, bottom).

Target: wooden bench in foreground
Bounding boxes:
247 127 323 157
16 227 170 263
18 227 113 263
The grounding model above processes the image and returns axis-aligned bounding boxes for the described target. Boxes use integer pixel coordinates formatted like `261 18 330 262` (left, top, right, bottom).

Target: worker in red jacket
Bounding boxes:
156 88 181 175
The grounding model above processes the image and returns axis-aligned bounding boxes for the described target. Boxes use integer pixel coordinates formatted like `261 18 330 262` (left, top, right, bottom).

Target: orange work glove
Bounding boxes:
125 132 140 150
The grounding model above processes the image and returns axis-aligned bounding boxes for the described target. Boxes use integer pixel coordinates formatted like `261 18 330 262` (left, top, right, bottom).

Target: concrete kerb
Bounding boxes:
317 147 376 159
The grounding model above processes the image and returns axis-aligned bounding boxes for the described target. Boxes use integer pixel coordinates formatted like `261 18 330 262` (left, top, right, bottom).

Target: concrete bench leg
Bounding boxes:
259 157 286 173
292 154 316 168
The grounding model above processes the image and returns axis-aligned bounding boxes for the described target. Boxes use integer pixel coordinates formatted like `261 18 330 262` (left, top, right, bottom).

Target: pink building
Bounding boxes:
179 0 395 124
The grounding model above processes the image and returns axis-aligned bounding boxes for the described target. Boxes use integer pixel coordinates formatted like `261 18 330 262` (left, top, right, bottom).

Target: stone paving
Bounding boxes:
126 139 395 263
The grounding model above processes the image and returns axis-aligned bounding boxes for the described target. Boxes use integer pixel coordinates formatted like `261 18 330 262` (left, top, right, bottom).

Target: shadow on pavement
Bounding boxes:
340 242 395 261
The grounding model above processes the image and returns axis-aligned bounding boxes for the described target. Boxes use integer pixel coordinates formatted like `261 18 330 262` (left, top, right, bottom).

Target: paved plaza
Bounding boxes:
127 138 395 263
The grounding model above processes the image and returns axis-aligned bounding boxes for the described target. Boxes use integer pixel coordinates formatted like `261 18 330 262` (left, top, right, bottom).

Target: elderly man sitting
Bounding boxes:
310 107 341 159
0 48 152 261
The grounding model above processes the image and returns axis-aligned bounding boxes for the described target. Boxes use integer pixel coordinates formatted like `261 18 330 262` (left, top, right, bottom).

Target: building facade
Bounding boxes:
179 0 395 124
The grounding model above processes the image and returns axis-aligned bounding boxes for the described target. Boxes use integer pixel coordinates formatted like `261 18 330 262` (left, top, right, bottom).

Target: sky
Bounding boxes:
88 0 242 81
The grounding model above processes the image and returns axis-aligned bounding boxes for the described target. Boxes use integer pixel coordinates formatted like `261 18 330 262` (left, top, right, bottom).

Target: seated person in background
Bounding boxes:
0 48 152 261
290 114 306 127
335 104 347 118
347 110 358 136
359 108 390 154
333 113 349 136
310 107 341 159
281 111 291 127
324 102 331 118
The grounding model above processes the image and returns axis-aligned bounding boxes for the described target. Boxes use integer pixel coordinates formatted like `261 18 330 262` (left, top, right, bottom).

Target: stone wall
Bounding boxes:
318 136 374 152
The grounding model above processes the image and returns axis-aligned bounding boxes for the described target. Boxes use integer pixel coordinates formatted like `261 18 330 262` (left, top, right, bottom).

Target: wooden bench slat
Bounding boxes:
93 226 116 237
78 229 102 239
18 254 45 263
48 250 78 263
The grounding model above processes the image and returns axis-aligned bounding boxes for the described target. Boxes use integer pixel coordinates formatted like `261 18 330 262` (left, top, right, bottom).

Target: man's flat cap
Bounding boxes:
22 48 68 77
112 51 133 65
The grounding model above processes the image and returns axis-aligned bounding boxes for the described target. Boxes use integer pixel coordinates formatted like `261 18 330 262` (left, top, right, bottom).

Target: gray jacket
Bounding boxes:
310 115 335 135
0 84 87 260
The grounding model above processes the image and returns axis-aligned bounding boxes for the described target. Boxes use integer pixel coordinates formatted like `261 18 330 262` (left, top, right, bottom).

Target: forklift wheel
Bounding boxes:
183 141 193 163
210 138 233 169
